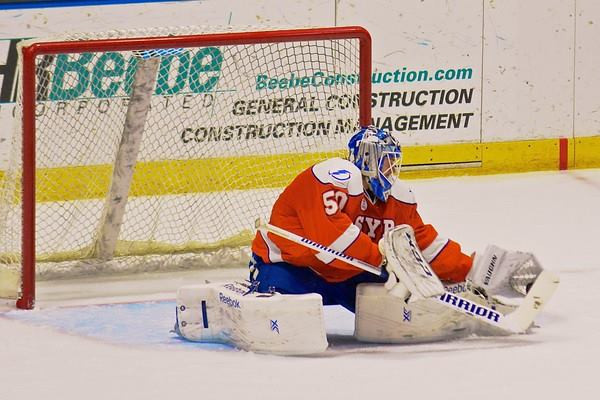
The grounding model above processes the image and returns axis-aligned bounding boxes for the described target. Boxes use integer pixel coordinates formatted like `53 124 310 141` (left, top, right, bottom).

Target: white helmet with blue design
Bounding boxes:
348 126 402 202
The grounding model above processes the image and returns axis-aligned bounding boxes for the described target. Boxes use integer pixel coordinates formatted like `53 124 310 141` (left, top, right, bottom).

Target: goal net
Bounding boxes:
0 26 372 309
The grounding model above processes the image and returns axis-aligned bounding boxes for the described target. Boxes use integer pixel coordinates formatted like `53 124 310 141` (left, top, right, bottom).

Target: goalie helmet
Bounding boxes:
348 126 402 202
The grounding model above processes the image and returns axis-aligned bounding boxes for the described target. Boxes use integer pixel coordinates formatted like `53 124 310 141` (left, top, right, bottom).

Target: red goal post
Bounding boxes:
4 26 372 309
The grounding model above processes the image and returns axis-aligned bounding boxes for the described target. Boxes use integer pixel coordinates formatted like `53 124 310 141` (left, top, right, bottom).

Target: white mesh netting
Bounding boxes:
0 26 364 296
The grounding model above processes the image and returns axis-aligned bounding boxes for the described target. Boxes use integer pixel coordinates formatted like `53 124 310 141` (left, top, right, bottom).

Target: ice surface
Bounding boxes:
1 169 599 400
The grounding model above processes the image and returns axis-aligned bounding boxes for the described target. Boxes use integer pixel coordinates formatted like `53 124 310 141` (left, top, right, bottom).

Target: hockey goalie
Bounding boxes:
174 126 558 354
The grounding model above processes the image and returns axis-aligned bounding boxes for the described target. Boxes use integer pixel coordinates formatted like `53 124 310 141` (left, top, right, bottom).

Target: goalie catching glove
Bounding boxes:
467 244 544 305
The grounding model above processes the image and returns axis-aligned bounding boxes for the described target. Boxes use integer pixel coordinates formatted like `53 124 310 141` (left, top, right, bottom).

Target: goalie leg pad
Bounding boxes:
175 281 328 355
354 283 473 344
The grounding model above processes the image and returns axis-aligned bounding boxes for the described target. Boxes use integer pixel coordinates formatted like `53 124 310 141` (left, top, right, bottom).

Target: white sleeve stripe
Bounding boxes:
315 223 361 264
260 230 283 263
421 236 449 263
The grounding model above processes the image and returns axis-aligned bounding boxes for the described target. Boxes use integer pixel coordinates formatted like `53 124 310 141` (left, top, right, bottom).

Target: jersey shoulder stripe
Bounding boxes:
389 180 416 204
311 158 363 195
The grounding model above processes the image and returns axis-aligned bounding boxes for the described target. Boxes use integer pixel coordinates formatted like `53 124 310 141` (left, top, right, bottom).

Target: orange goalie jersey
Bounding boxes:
252 158 472 283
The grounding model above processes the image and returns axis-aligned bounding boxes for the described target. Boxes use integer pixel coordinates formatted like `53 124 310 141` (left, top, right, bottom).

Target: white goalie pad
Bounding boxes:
380 224 445 301
355 283 474 343
175 281 327 355
355 277 561 342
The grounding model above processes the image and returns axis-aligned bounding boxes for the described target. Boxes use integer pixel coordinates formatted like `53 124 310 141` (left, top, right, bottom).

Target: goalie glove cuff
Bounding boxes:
377 238 390 280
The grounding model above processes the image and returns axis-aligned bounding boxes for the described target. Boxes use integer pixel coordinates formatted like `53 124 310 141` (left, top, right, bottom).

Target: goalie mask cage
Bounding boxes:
0 26 372 309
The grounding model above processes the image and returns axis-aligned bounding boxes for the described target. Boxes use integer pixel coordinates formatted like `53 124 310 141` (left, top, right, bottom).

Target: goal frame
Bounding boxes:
17 26 372 309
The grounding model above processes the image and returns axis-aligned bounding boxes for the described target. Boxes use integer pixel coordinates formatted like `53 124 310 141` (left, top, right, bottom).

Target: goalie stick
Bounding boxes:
255 219 559 334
